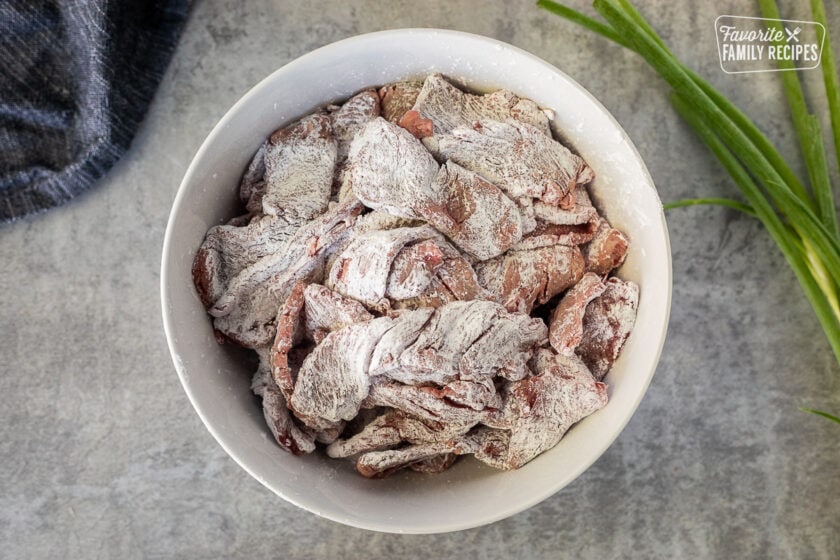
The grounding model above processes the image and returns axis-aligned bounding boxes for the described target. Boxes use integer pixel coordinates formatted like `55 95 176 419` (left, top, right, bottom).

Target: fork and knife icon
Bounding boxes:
784 26 801 42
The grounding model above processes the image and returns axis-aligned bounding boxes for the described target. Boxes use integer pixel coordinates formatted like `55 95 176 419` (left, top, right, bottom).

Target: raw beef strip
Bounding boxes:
388 243 492 311
262 113 337 222
426 119 594 209
408 453 457 474
399 110 434 140
409 73 551 137
327 409 472 458
513 220 599 251
388 237 491 308
270 281 307 402
576 277 639 379
513 189 602 250
354 210 426 234
532 191 600 225
428 160 523 260
329 89 381 165
369 302 498 385
458 349 607 470
451 427 511 468
345 117 522 259
548 272 606 356
302 283 373 344
326 226 440 309
209 199 362 348
367 307 435 380
325 412 402 458
291 316 396 426
324 211 426 271
370 300 545 386
434 250 490 301
192 213 297 309
388 277 457 310
327 225 487 311
430 377 502 411
225 213 252 227
366 379 492 428
460 307 548 381
356 441 456 478
251 348 316 455
385 240 446 300
584 218 630 275
240 143 267 215
475 245 585 314
379 81 423 123
343 117 439 219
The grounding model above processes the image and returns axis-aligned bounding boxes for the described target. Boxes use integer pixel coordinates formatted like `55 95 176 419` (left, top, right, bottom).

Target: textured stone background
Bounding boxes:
1 1 838 558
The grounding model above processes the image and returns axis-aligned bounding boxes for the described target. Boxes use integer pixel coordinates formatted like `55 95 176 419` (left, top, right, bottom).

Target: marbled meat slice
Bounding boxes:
366 379 492 428
327 225 487 311
379 81 423 124
327 408 472 458
371 301 505 385
432 377 502 411
576 277 639 380
584 218 630 275
475 245 585 314
434 249 490 302
368 307 435 381
428 160 523 260
290 316 395 426
460 307 548 381
513 191 601 250
354 210 426 234
270 281 307 402
408 453 458 474
513 220 599 251
399 110 434 140
209 198 362 348
343 117 439 219
192 213 298 309
326 226 441 309
325 412 402 458
345 117 522 259
240 143 267 215
251 348 316 455
457 349 607 470
329 89 381 165
388 277 458 310
548 272 606 356
408 73 551 137
385 240 446 300
426 119 594 209
262 113 337 222
302 283 373 344
356 441 456 478
532 196 599 226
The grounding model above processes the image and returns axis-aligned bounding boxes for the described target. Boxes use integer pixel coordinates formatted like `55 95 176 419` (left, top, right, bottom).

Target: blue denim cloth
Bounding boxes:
0 0 189 223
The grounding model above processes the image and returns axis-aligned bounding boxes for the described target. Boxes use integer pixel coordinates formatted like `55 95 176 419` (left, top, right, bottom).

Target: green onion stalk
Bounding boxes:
537 0 840 423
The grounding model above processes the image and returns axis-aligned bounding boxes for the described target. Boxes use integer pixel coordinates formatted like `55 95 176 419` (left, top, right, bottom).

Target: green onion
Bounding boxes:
662 198 755 217
801 407 840 425
810 0 840 184
538 0 840 419
758 0 838 237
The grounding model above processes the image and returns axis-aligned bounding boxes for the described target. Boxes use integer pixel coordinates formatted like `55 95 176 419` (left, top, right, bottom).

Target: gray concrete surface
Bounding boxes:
2 1 839 558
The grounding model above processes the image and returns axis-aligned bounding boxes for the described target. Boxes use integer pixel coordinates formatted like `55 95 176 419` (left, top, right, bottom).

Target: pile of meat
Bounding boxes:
192 74 639 478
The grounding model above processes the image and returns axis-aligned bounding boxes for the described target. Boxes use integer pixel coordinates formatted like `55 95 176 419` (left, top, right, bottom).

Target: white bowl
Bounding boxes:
161 29 671 534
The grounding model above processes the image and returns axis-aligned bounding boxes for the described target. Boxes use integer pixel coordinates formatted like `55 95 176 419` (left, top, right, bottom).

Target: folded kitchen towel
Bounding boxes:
0 0 190 224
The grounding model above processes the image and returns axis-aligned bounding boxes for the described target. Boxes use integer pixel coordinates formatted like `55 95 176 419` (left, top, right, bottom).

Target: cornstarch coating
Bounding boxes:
192 74 639 477
262 113 336 222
